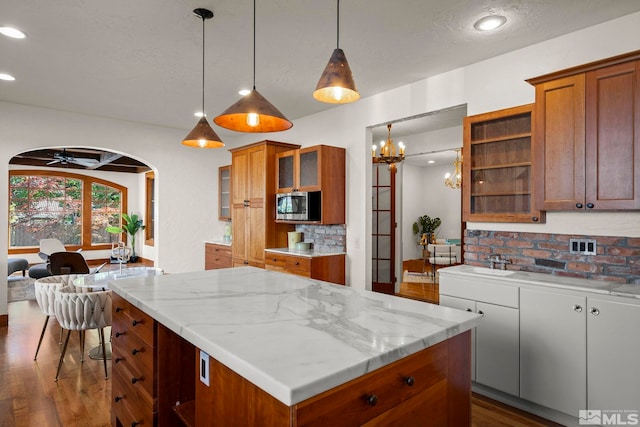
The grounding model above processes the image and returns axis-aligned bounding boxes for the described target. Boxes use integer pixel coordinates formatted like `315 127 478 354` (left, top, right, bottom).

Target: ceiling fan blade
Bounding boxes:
46 159 62 165
70 158 99 167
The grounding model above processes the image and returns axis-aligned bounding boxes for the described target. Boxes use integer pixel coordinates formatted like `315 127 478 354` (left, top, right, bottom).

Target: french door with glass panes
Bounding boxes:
372 163 397 294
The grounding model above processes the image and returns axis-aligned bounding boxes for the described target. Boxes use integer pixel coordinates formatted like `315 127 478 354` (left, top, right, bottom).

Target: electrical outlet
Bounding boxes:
199 350 210 387
569 238 597 255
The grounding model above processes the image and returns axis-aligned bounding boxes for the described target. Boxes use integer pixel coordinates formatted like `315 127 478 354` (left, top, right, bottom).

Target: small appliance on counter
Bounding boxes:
288 231 303 250
294 241 311 250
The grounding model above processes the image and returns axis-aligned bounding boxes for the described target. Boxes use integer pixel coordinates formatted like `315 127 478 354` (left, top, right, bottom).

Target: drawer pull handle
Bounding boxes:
114 396 122 402
115 306 123 312
576 203 583 209
465 308 472 312
590 307 600 316
131 377 140 384
115 331 125 338
586 203 595 209
295 262 299 265
132 319 140 327
478 310 485 317
572 305 583 313
404 376 415 387
365 394 378 406
115 357 124 364
532 216 539 222
131 348 140 356
273 258 277 262
131 422 139 427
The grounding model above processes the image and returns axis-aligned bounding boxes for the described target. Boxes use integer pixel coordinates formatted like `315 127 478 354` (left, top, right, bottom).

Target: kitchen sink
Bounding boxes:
470 267 516 276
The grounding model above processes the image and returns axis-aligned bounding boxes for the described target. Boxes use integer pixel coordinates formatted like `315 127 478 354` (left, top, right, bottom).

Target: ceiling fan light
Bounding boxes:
474 15 507 31
214 88 293 133
313 48 360 104
182 116 225 148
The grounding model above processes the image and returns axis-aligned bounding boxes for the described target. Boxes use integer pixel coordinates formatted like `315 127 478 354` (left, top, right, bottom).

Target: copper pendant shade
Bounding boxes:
181 8 224 148
214 87 292 132
313 0 359 104
214 0 292 133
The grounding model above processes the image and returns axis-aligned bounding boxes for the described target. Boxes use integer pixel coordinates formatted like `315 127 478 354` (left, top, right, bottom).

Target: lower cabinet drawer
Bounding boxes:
112 369 156 426
294 341 448 426
113 341 155 400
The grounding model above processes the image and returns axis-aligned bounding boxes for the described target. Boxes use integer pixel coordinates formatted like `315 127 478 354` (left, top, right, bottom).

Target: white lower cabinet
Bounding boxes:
439 277 519 396
520 288 587 416
587 297 640 412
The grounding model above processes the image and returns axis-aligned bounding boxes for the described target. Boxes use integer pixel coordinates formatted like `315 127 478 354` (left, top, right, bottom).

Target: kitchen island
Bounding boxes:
109 267 480 426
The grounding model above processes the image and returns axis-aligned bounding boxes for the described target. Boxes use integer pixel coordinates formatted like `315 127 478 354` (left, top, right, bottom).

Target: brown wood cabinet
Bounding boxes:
264 251 346 285
275 145 346 224
205 242 232 270
194 331 471 426
528 50 640 211
230 141 299 268
218 165 231 221
463 104 544 223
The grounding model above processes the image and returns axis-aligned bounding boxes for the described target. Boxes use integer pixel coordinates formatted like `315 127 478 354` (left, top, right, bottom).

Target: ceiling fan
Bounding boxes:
47 148 99 167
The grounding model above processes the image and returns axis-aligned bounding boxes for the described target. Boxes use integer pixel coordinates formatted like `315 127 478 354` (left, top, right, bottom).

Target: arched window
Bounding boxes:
9 170 128 253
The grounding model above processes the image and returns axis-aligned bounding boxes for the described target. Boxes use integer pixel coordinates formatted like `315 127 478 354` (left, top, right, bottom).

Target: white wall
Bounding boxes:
3 11 640 317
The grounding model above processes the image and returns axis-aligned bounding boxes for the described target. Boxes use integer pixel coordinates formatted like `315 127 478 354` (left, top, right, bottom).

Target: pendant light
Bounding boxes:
313 0 359 104
214 0 292 133
444 149 462 189
182 8 225 148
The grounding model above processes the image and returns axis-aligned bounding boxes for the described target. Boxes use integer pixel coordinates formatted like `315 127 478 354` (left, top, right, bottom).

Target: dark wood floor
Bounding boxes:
1 277 561 427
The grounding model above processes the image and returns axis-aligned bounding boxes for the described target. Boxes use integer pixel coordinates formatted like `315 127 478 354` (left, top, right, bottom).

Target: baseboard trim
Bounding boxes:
0 314 8 327
472 383 580 427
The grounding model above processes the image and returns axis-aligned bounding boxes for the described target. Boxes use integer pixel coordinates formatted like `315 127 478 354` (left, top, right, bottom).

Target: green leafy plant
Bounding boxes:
106 213 145 259
412 214 442 243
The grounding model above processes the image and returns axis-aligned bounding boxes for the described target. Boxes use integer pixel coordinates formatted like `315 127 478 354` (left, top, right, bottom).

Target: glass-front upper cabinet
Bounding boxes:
463 104 545 223
218 165 231 221
276 146 322 193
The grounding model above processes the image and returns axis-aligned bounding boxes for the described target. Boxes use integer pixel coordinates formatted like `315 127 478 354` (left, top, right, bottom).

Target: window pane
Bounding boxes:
91 183 122 245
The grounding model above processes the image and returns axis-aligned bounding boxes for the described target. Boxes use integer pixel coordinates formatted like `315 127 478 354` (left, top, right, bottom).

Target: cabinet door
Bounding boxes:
585 60 640 209
218 165 231 221
276 150 297 193
587 297 640 411
534 74 586 211
439 295 476 382
475 302 519 396
231 204 247 262
298 147 320 191
520 288 586 416
231 150 248 205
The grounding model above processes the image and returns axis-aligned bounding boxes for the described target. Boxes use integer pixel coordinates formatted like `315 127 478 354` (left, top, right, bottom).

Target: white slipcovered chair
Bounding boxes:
427 243 460 279
54 285 112 381
33 274 87 360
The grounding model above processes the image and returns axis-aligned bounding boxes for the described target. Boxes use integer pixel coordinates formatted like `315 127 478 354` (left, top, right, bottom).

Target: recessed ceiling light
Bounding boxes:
238 89 251 96
0 73 16 81
0 26 26 39
474 15 507 31
428 160 435 164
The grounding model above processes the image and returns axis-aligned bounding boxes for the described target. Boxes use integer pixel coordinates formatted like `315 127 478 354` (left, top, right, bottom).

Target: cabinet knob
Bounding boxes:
114 396 123 402
590 307 600 316
478 310 485 317
532 216 539 222
131 377 140 384
465 308 473 312
294 262 300 266
115 357 124 364
131 348 140 356
572 305 583 313
364 394 378 406
586 203 595 209
115 306 123 312
576 203 583 209
115 331 125 338
404 376 415 387
132 319 140 327
131 422 139 427
244 260 249 265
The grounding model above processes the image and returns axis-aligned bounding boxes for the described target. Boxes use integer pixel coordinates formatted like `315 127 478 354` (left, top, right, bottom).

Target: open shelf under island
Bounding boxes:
109 267 481 426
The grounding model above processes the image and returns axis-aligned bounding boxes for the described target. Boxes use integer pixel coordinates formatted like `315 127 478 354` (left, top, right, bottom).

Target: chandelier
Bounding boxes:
444 149 462 189
372 124 405 170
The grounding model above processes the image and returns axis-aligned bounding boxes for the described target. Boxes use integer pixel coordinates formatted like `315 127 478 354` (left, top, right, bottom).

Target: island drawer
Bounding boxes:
112 370 156 427
294 340 448 426
113 336 155 398
113 363 155 414
112 293 156 346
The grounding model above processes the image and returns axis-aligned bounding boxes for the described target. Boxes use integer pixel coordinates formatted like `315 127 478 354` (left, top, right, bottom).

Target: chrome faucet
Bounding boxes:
488 253 510 270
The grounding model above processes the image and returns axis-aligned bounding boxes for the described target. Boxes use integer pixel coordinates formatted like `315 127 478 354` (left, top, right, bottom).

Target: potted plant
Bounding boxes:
412 214 442 245
106 213 145 263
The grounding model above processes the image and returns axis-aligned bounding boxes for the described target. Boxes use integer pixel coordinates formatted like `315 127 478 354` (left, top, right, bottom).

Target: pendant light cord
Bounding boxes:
252 0 256 89
201 14 206 114
336 0 340 49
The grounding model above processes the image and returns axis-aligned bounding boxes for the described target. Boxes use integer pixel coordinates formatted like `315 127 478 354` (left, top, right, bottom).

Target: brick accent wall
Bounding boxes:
294 224 346 252
464 230 640 284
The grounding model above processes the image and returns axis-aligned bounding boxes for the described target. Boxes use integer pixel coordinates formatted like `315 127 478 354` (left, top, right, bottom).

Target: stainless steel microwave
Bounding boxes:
276 191 321 221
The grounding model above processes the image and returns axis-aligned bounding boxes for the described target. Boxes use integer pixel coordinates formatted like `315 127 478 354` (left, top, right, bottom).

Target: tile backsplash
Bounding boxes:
464 230 640 284
295 224 346 252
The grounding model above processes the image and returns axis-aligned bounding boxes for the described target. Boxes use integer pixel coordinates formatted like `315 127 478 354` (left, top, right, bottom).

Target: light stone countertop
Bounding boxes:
108 267 480 405
204 240 232 246
265 247 346 257
439 264 640 299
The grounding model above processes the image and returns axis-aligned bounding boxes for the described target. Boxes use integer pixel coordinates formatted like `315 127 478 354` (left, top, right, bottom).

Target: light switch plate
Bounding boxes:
569 238 597 255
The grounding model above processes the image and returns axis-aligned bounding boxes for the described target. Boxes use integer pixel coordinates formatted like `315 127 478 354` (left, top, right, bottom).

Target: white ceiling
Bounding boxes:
2 0 640 138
